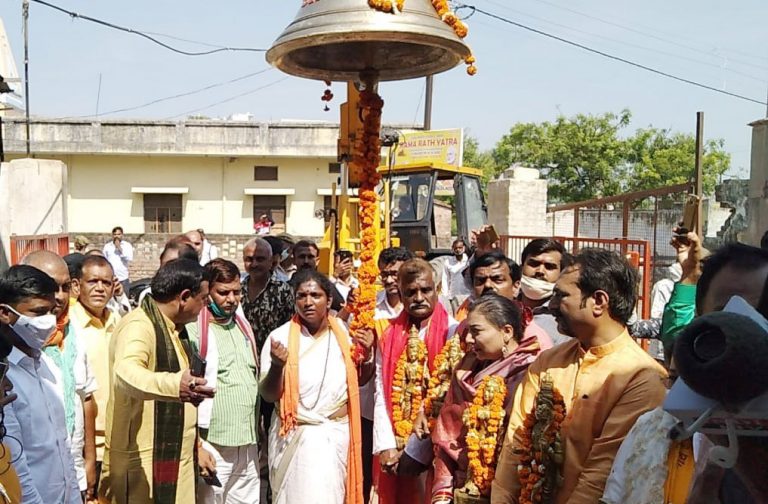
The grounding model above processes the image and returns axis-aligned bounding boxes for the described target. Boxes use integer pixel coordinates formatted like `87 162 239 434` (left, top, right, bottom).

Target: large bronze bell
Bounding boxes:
267 0 471 82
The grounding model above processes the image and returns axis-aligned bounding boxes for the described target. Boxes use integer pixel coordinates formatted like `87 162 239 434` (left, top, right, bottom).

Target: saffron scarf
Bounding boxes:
45 300 71 349
141 295 186 504
454 297 471 323
278 315 363 504
380 302 450 417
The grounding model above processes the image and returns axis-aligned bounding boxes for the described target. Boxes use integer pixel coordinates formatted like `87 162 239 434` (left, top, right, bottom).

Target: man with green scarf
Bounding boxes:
100 259 215 504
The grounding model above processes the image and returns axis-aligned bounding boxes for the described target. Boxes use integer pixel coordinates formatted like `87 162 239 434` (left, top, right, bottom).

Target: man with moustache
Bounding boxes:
290 240 351 318
99 259 215 504
69 255 121 492
373 258 458 504
188 259 261 503
463 251 553 352
491 249 667 504
240 237 294 501
22 251 98 501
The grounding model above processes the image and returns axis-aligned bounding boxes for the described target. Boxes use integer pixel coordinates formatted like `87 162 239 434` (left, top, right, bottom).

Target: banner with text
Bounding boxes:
394 128 464 167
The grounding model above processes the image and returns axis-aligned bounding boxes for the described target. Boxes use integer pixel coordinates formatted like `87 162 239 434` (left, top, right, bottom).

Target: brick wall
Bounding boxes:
71 233 259 280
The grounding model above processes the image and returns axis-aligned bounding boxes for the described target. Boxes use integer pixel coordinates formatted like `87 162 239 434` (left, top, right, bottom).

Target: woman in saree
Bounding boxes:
430 293 543 503
260 268 375 504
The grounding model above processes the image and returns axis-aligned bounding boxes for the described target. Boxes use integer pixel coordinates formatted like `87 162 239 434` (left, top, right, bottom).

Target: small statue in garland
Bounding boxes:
517 373 565 504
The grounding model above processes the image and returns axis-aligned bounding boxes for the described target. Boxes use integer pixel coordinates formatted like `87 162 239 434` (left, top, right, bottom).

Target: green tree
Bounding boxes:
625 128 730 195
489 110 731 204
491 110 631 203
462 135 495 184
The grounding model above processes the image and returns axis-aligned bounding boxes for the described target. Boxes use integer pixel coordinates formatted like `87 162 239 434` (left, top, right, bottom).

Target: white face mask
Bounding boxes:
2 305 56 351
520 275 556 301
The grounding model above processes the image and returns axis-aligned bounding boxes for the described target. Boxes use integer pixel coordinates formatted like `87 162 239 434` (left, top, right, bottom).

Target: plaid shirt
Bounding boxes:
241 276 295 351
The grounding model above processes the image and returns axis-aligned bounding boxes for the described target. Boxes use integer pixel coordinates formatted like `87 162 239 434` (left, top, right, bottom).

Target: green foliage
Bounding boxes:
471 110 732 204
625 128 730 196
462 136 495 185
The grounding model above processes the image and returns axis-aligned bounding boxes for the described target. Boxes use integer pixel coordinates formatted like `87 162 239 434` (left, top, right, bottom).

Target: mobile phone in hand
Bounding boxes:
202 472 222 487
190 350 207 378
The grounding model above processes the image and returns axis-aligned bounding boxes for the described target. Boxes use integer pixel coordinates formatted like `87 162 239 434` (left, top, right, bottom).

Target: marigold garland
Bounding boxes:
429 0 477 75
424 336 464 430
347 88 384 366
369 0 404 14
391 336 427 448
367 0 477 75
460 375 507 497
516 374 566 504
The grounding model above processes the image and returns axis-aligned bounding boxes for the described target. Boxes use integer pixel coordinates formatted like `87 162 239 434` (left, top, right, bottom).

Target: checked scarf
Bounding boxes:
141 295 187 504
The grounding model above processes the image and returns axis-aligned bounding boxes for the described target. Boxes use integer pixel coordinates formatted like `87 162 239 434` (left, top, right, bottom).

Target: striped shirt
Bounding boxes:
187 320 260 447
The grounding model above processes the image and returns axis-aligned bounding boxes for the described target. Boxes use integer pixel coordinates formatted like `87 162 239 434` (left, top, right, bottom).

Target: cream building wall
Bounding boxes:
56 154 336 236
2 118 347 238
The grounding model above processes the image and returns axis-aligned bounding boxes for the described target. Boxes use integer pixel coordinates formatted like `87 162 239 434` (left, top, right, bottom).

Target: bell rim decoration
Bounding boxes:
266 0 472 82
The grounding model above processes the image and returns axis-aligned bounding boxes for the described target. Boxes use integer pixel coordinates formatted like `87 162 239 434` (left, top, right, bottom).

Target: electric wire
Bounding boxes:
30 0 267 56
456 3 768 107
166 76 290 119
522 0 768 67
475 0 768 81
60 68 274 119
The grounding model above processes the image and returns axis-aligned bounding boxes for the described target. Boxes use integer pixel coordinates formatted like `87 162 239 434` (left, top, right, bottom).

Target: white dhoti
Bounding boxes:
260 320 353 504
269 415 350 504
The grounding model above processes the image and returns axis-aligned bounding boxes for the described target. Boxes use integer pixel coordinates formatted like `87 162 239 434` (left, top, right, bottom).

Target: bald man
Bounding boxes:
240 237 294 494
184 230 204 264
22 251 98 501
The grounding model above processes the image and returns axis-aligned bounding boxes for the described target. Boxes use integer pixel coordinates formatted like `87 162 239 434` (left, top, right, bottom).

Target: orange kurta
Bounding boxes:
491 331 667 504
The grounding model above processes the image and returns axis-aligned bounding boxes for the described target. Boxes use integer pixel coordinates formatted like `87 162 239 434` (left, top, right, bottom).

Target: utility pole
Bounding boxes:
423 75 433 130
22 0 30 156
694 111 704 234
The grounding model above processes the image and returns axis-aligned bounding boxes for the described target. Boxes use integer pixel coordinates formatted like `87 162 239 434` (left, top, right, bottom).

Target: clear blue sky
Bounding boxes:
1 0 766 177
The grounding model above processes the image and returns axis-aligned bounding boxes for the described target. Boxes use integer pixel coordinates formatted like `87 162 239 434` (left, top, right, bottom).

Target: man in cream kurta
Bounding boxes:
491 249 667 504
99 258 213 504
99 308 197 503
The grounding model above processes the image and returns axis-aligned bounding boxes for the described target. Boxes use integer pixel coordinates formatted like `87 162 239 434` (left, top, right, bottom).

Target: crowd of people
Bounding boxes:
0 223 765 504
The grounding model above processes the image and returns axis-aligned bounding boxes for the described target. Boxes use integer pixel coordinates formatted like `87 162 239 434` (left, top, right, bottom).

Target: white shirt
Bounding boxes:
54 325 98 491
102 240 134 281
200 239 219 266
6 347 81 504
372 313 459 454
374 290 402 321
330 276 359 302
443 255 471 299
358 291 404 421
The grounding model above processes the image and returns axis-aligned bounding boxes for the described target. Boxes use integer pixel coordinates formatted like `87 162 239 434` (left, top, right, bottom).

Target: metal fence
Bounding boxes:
500 235 652 319
9 234 70 265
545 182 693 284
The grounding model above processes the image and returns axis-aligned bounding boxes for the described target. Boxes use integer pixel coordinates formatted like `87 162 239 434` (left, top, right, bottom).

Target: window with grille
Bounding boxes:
254 195 286 227
254 165 279 181
143 194 182 233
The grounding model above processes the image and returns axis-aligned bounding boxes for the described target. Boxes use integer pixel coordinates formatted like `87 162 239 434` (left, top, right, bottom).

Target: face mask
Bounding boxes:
2 305 56 351
520 275 556 301
207 298 233 322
